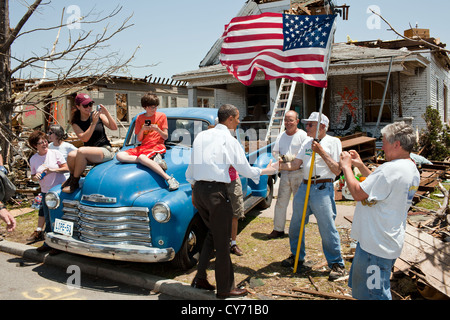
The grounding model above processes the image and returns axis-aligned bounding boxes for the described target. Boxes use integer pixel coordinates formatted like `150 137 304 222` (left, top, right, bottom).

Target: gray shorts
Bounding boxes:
227 177 245 219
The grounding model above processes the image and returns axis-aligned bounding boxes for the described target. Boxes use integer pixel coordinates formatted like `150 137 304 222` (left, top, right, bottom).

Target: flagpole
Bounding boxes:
293 17 336 274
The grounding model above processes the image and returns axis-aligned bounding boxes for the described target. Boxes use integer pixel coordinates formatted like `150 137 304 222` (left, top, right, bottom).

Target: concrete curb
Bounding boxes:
0 239 218 300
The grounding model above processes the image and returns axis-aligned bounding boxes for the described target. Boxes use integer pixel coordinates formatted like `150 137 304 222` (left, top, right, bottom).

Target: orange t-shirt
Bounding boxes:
126 112 168 158
135 112 168 146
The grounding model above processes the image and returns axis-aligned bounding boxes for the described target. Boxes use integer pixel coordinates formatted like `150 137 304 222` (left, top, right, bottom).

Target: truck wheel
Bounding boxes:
256 176 274 209
171 215 207 270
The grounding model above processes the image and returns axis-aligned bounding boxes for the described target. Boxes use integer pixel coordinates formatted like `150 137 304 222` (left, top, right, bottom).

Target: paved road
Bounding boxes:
0 251 176 300
0 178 355 302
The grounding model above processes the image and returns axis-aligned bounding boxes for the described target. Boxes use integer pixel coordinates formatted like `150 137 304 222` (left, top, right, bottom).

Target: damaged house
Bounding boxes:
13 75 213 139
172 0 450 138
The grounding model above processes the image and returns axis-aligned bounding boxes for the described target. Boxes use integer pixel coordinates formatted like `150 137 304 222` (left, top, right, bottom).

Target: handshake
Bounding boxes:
278 154 296 163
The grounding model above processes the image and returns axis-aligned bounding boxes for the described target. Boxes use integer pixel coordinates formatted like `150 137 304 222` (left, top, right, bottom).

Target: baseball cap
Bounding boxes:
75 93 94 106
301 112 329 128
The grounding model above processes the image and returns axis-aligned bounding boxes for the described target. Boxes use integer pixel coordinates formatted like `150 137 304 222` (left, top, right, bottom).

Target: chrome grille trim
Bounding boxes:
59 200 152 247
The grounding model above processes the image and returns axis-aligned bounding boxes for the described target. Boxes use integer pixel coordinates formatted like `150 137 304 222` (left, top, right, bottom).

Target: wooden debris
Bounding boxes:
395 224 450 298
292 287 356 300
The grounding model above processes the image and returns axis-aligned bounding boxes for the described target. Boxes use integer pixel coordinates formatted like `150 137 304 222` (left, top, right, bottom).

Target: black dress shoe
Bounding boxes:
191 277 216 291
216 288 248 299
267 230 285 239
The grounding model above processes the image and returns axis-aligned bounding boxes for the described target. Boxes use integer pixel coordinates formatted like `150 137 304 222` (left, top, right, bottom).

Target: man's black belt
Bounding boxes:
303 178 334 184
197 180 226 185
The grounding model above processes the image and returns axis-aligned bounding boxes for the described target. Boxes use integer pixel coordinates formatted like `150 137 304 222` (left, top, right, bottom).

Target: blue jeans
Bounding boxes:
290 182 344 268
349 242 396 300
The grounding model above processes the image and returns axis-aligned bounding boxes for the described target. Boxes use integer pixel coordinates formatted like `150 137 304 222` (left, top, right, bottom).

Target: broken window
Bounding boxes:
363 77 392 123
197 98 210 108
116 93 128 123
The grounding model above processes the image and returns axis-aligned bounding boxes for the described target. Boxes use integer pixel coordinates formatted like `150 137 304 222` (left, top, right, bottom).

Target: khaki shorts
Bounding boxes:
227 177 245 219
100 146 116 163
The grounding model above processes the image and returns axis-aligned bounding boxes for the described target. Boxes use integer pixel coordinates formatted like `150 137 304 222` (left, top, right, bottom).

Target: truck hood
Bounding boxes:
80 145 191 207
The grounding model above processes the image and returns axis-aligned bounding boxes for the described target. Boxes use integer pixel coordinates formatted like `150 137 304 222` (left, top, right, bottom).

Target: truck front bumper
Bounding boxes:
45 232 175 263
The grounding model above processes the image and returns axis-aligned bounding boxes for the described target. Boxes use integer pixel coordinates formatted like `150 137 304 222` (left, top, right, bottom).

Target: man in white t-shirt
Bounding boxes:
278 112 345 281
268 111 307 239
340 121 420 300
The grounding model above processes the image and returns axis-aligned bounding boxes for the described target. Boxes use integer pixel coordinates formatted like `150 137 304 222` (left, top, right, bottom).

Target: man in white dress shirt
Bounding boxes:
186 104 276 299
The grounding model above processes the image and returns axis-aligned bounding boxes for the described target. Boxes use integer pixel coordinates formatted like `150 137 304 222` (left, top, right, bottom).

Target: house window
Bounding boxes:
436 79 440 110
444 85 448 122
116 93 128 122
197 98 210 108
363 77 392 123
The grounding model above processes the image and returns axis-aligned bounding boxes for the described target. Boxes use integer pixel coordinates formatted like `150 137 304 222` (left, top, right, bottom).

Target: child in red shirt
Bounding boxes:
116 93 179 191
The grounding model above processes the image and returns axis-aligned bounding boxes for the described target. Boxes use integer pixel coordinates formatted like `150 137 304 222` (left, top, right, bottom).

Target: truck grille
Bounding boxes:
61 200 151 247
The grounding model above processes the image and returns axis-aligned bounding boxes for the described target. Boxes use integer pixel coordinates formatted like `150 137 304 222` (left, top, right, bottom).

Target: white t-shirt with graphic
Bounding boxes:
351 159 420 259
295 135 342 181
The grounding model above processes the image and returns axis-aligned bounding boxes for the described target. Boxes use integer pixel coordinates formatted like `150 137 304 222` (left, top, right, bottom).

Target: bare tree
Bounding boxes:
0 0 139 164
370 9 450 54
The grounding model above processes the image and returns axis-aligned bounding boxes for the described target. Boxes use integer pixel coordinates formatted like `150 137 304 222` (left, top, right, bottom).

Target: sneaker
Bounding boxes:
153 153 167 170
167 175 179 191
281 254 297 268
27 230 44 243
281 255 313 273
328 263 347 281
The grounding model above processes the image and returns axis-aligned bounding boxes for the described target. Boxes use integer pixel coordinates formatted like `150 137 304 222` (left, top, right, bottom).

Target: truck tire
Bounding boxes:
171 215 207 270
256 176 274 209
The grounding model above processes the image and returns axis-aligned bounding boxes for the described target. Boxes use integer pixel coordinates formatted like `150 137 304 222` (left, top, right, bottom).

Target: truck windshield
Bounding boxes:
124 118 210 147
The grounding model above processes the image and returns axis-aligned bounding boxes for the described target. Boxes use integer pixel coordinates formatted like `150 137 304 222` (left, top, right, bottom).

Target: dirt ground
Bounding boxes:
1 204 424 300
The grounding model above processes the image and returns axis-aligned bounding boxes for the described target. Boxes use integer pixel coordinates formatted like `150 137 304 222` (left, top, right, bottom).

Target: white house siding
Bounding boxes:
428 53 450 124
399 65 429 130
215 84 247 117
328 74 360 133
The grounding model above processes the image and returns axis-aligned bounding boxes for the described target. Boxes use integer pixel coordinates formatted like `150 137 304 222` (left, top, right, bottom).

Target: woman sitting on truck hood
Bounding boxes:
62 93 118 193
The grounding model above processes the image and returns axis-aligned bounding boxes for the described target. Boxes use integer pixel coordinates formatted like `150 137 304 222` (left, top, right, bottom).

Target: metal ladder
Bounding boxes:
264 78 297 142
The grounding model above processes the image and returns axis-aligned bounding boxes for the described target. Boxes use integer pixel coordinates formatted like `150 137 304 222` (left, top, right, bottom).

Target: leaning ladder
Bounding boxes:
264 78 297 142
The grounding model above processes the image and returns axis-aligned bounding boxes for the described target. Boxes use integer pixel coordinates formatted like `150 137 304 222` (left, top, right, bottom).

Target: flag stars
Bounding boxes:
282 14 335 50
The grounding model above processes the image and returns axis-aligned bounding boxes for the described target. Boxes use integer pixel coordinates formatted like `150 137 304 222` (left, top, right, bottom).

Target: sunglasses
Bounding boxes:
82 102 94 109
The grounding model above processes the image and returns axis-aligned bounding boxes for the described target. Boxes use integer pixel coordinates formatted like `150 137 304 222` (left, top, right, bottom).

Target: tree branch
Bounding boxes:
0 0 43 53
370 9 450 54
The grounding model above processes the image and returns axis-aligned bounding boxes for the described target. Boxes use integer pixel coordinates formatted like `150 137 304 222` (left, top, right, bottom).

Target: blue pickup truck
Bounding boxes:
44 107 275 269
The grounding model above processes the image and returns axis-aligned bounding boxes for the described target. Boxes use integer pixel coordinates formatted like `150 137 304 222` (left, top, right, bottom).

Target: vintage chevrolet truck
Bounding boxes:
44 107 276 269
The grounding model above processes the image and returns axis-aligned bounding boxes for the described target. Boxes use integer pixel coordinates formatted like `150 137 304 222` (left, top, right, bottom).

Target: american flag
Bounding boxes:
220 13 336 87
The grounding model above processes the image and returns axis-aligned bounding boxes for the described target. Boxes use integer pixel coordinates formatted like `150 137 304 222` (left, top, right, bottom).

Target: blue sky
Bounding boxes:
9 0 450 80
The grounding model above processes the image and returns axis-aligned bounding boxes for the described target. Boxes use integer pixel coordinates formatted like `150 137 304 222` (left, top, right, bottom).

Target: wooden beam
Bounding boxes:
292 287 356 300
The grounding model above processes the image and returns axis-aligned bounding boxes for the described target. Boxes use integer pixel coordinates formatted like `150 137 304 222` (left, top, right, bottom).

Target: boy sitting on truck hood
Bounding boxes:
116 92 179 191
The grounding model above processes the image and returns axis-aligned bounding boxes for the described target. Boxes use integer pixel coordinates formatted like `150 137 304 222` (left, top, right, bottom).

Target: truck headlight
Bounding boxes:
45 192 60 209
152 202 171 223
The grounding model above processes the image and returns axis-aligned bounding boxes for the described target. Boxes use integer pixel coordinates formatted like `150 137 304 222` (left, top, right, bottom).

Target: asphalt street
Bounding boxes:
0 179 355 301
0 250 175 300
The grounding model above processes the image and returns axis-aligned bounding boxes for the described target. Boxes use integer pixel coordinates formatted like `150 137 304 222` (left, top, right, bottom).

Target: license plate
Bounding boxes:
54 219 74 236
